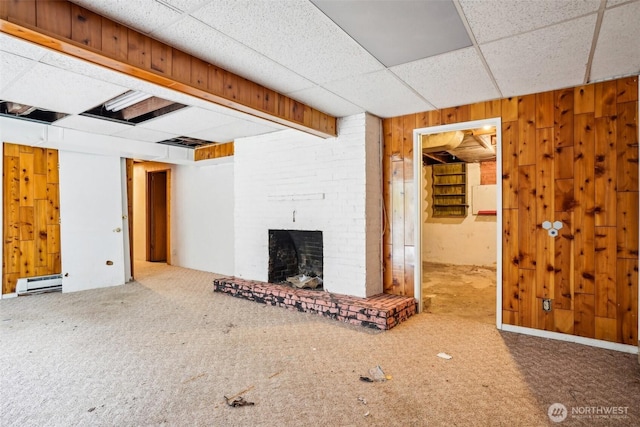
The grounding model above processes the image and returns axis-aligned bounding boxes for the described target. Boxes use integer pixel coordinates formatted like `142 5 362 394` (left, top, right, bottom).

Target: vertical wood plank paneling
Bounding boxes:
469 102 486 120
555 309 574 334
46 150 58 184
382 119 392 244
594 80 617 118
150 39 172 75
616 191 639 259
34 199 48 268
616 101 639 192
36 0 71 39
19 206 34 240
502 209 519 313
501 97 518 122
554 89 574 148
574 293 595 338
518 165 536 269
485 99 502 118
616 259 638 345
3 0 37 25
19 152 34 207
101 19 128 62
518 95 537 165
554 211 574 310
171 49 192 84
573 113 596 294
383 244 393 293
380 77 637 346
70 5 102 49
404 246 415 298
127 29 151 69
594 227 617 318
594 116 617 226
535 128 554 298
616 76 638 103
574 84 595 114
4 153 20 275
190 57 208 90
536 91 554 128
391 161 405 294
518 269 537 328
501 121 519 209
402 115 414 249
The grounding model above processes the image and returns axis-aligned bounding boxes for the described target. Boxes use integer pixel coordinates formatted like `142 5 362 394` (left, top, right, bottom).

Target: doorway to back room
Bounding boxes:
414 119 502 326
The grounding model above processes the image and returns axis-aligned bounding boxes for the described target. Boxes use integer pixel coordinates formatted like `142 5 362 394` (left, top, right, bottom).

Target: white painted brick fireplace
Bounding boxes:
234 113 382 298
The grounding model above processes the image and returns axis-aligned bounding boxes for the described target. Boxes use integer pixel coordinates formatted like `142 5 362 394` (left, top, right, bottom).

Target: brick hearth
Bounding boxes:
213 277 417 330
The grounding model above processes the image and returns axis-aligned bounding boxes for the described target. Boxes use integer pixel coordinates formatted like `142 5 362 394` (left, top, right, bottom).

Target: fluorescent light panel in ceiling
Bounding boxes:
311 0 472 67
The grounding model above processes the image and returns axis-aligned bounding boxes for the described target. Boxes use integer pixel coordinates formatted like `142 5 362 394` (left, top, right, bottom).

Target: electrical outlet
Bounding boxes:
542 298 552 312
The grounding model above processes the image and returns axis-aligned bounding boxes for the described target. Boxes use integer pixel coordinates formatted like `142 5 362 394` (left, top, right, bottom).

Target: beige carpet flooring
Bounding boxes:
1 262 639 427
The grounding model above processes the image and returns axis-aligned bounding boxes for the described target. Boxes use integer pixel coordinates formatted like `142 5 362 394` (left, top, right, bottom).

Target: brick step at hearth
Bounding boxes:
213 277 417 330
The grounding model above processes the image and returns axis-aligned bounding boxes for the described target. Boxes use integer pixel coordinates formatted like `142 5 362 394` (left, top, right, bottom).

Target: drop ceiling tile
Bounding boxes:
459 0 600 43
113 126 179 143
480 15 597 97
606 0 634 7
2 63 127 114
590 1 640 81
286 86 364 118
324 70 434 118
190 119 280 142
138 106 237 134
151 16 315 94
0 52 36 94
158 0 210 12
72 0 183 34
0 34 47 61
191 1 384 84
53 115 133 135
391 47 500 109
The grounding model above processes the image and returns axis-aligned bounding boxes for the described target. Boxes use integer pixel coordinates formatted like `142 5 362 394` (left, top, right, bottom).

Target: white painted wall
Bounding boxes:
59 151 126 292
171 162 235 275
422 163 497 266
234 113 382 297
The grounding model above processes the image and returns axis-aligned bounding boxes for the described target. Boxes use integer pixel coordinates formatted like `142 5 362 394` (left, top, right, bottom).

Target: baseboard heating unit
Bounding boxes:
16 274 63 295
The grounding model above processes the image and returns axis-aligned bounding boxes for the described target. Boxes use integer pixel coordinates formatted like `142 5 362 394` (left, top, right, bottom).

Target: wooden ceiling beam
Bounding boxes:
0 1 337 138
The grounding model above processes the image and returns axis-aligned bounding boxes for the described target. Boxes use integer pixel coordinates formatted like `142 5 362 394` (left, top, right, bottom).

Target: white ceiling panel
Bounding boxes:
191 0 385 84
459 0 600 44
138 106 237 134
2 63 127 114
590 1 640 81
286 86 364 118
151 16 315 94
480 15 598 97
324 70 434 118
0 52 36 94
0 33 47 61
191 120 280 143
72 0 183 34
53 115 133 135
158 0 210 13
606 0 636 7
391 47 500 109
112 126 179 143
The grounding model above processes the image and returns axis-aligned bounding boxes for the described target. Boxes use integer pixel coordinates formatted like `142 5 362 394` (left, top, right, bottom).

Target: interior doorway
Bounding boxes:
147 170 167 262
132 162 171 265
413 118 503 328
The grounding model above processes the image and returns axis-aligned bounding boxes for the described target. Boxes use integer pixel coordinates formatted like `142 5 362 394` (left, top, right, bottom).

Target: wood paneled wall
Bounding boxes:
382 76 638 345
3 143 61 294
0 0 336 138
194 142 234 161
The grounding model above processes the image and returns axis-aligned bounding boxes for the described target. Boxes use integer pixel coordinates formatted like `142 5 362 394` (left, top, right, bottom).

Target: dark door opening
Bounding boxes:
147 170 167 262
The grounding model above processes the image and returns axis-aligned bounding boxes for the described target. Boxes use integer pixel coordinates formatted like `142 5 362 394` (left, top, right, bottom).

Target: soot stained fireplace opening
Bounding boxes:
268 230 323 289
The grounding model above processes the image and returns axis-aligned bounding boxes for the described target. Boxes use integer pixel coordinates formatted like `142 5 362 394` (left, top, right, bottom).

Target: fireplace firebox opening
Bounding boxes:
268 230 323 289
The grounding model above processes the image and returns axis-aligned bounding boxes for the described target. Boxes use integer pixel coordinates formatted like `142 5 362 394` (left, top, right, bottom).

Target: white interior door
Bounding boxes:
58 151 126 292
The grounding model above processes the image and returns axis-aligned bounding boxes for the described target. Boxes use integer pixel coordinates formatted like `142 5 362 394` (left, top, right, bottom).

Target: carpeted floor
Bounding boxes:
1 262 638 426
